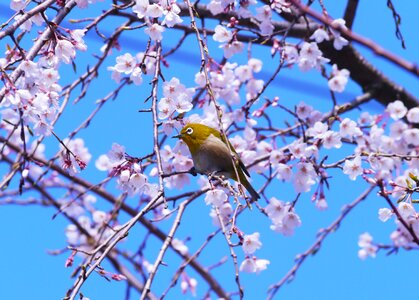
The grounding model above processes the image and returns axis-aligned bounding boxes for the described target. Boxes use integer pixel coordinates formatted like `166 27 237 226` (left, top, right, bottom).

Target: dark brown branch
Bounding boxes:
343 0 359 29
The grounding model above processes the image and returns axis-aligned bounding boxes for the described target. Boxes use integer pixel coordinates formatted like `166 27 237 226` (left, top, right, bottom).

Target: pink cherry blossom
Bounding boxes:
398 202 415 219
407 107 419 123
328 65 350 92
55 39 76 64
133 0 149 18
213 25 232 43
146 3 163 18
242 232 262 255
386 100 407 120
343 156 363 180
115 53 136 74
310 28 330 43
378 208 393 222
10 0 25 11
339 118 362 139
145 23 165 41
204 189 228 207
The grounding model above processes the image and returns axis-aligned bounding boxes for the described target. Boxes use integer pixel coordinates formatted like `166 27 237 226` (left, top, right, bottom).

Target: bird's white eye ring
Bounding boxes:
186 127 193 135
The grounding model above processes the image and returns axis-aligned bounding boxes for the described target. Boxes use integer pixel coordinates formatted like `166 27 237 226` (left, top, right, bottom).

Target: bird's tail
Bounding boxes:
238 171 260 202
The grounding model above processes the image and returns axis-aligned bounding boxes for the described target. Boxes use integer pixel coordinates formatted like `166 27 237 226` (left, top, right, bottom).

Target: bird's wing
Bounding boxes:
216 130 251 178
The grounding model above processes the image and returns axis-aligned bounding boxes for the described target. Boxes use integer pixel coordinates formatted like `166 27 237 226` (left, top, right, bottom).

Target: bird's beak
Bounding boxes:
172 134 182 139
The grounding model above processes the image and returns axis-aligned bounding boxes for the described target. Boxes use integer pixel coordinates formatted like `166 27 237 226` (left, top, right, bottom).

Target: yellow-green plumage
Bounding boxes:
174 123 260 201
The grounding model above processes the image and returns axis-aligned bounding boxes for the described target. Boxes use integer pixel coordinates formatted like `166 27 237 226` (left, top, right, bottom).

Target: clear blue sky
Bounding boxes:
0 1 418 299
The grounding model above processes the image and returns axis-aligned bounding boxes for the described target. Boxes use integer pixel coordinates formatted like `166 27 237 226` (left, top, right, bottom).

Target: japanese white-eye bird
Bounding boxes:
173 123 260 202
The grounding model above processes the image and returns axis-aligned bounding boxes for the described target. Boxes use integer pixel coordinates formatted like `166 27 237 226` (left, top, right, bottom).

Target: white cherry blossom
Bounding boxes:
213 25 232 43
386 100 407 120
145 23 165 41
242 232 262 255
343 156 363 180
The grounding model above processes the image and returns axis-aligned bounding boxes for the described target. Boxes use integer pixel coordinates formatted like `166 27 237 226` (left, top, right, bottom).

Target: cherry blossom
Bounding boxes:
378 208 393 222
213 25 232 43
255 6 274 35
162 4 183 27
358 232 378 260
1 1 418 298
240 257 270 274
386 100 407 120
172 239 189 255
240 257 257 273
343 156 363 180
221 40 244 58
328 64 350 92
298 42 330 71
14 14 32 32
407 107 419 123
204 189 228 207
181 276 198 296
60 138 92 174
157 77 194 119
145 23 165 41
70 29 88 51
339 118 362 139
296 101 314 119
265 197 286 221
209 202 233 227
207 0 224 15
10 0 25 11
242 232 262 255
133 0 149 18
310 28 330 43
330 18 349 50
321 131 342 149
146 3 164 18
265 198 302 236
55 39 76 64
402 128 419 146
315 197 328 211
398 202 415 219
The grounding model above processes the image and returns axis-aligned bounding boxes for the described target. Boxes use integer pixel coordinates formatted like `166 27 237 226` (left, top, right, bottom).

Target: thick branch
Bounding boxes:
343 0 359 29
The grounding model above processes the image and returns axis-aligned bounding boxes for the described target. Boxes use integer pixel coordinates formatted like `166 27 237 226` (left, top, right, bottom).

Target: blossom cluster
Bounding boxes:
96 143 159 198
357 232 378 260
150 142 194 190
108 51 157 86
265 197 302 236
196 59 264 104
0 15 88 144
60 138 92 174
65 197 112 248
310 18 349 50
157 77 195 120
207 0 291 37
212 25 244 58
240 232 270 274
203 188 270 273
133 0 183 41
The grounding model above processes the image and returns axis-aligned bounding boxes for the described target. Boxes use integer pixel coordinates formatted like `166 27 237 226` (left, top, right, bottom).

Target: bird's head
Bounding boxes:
173 123 216 154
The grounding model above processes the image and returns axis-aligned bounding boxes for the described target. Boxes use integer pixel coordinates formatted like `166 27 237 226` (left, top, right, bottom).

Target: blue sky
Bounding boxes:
0 1 418 299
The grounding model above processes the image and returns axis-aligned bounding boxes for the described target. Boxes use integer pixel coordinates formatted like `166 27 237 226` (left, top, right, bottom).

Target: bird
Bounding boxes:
173 123 260 202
